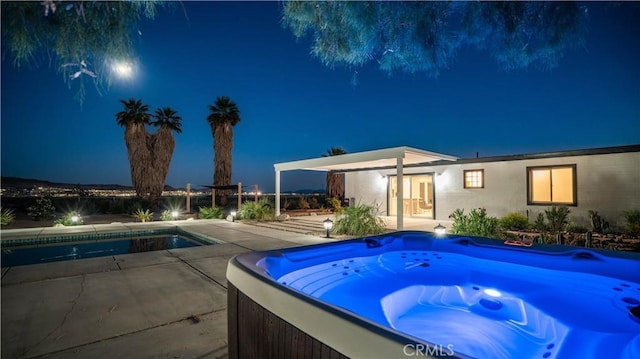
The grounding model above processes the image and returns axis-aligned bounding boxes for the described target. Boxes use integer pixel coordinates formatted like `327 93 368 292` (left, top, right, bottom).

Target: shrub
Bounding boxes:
107 198 128 214
566 223 589 233
198 206 225 219
449 208 500 238
54 211 83 226
307 196 319 209
533 212 546 231
499 212 530 231
545 206 570 233
27 196 56 221
326 197 342 212
333 203 385 236
282 198 292 211
127 200 153 215
588 210 609 233
1 208 16 226
132 209 153 222
160 210 180 221
623 209 640 236
298 196 310 210
238 199 274 221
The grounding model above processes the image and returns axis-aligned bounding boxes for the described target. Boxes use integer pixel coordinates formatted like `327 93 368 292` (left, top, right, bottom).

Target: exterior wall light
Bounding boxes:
323 218 334 238
434 223 446 235
230 210 237 222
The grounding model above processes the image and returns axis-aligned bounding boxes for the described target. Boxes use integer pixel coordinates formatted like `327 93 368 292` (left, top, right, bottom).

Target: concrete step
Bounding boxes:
290 218 332 227
248 221 321 235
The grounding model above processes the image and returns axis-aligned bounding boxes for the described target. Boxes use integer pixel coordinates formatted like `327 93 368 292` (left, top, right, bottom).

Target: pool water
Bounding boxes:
260 234 640 359
1 235 206 267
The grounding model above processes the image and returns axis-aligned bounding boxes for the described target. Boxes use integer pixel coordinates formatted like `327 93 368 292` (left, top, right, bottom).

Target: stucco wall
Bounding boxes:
345 151 640 229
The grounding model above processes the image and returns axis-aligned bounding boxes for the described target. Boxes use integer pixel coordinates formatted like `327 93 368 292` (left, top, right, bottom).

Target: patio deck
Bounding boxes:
0 216 447 358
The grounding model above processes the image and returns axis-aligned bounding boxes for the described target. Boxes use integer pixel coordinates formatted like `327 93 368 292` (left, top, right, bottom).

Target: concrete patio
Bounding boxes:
1 216 446 358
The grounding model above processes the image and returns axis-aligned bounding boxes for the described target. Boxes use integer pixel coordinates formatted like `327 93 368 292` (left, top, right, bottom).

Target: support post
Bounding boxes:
186 183 191 213
237 182 242 211
275 170 281 216
396 156 404 230
585 231 592 248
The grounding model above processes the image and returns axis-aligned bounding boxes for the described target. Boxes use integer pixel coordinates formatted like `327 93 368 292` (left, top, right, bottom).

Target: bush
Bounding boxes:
545 206 570 233
566 223 589 233
588 210 609 233
449 208 500 238
127 200 153 215
53 211 84 226
282 198 292 211
623 209 640 236
198 206 225 219
132 208 153 222
160 210 178 221
238 199 274 221
1 208 16 226
27 197 56 221
533 212 546 231
499 212 529 231
333 203 386 236
326 197 342 212
298 196 310 210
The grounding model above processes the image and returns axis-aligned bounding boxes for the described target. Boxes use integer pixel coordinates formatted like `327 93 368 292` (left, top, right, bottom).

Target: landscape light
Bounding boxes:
323 218 334 238
171 210 179 219
434 223 446 235
230 210 237 222
71 215 79 224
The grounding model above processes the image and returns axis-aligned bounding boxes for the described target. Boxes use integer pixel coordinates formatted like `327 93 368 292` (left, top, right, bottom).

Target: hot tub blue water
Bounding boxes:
242 232 640 359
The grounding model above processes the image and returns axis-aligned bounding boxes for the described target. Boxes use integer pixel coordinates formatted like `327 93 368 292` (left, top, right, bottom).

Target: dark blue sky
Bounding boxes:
2 2 639 192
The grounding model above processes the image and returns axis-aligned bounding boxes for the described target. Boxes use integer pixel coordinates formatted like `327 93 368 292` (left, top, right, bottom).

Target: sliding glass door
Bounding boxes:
388 174 434 218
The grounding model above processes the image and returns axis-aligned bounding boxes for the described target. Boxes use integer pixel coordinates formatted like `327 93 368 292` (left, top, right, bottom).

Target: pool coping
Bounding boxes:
0 220 221 247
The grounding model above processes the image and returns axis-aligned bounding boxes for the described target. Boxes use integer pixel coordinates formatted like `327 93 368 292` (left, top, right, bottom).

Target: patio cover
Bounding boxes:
274 146 458 229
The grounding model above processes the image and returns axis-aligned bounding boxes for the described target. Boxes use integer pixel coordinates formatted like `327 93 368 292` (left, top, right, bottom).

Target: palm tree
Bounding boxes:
116 98 152 199
323 147 347 201
149 107 182 202
207 96 241 206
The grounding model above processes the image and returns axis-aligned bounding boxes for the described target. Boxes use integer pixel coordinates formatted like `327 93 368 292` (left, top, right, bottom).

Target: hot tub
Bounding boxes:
226 231 640 359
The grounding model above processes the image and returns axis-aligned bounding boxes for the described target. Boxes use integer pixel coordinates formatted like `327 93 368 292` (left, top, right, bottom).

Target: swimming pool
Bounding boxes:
1 231 213 267
227 231 640 359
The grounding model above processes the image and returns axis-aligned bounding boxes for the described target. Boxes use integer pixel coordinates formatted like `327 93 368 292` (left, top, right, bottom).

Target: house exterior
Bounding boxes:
343 145 640 229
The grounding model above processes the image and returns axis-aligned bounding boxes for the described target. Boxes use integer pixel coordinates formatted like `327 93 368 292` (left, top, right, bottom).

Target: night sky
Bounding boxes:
2 2 639 192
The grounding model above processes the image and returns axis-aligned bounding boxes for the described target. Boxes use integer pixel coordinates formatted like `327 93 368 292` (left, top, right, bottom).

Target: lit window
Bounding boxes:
527 165 576 205
464 169 484 189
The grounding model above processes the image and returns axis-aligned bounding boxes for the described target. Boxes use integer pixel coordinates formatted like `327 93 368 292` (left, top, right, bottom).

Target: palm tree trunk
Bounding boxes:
326 171 344 200
149 127 176 206
125 123 152 199
153 127 176 197
213 122 233 206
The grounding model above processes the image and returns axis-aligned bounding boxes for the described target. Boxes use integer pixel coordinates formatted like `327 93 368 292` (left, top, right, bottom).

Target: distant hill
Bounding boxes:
0 176 177 191
284 189 325 194
0 176 132 190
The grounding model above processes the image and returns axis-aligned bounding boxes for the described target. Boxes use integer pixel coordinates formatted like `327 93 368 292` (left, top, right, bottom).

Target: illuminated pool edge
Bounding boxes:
226 231 640 359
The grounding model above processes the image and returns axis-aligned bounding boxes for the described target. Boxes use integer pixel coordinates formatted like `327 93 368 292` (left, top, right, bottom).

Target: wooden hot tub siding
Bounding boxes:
228 282 349 359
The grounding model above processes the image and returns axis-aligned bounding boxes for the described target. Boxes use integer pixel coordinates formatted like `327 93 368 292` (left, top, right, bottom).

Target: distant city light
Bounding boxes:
112 61 133 78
